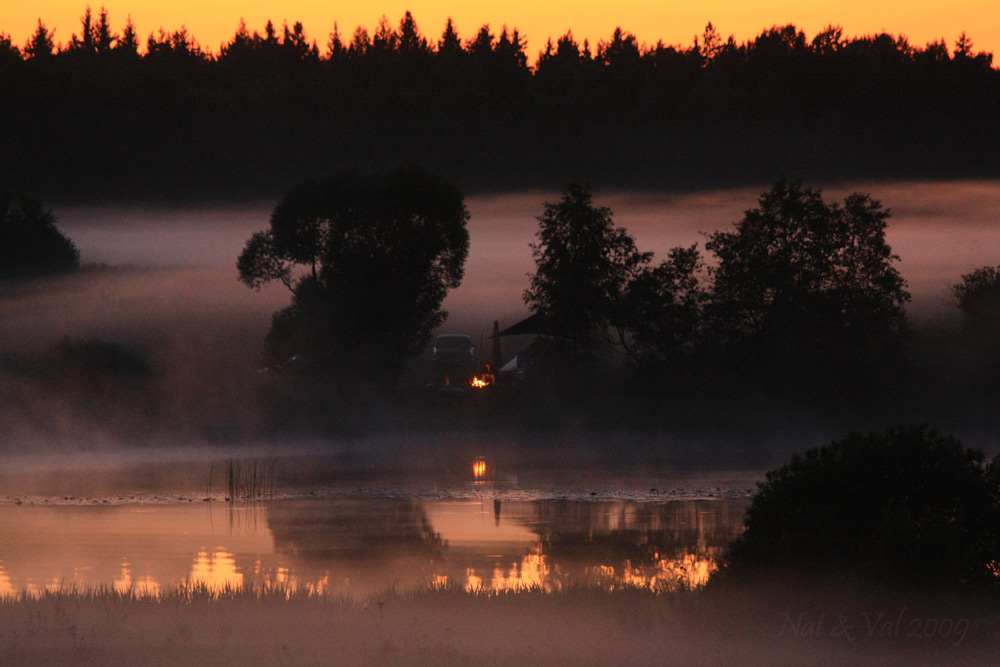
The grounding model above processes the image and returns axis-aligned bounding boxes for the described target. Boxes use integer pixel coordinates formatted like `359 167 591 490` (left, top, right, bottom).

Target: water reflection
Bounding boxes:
520 499 745 591
0 504 273 598
190 549 243 591
113 560 160 596
444 499 745 592
0 497 747 598
262 498 444 595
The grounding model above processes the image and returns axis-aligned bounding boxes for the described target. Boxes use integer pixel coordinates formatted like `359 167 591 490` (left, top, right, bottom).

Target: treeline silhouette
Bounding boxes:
1 10 999 199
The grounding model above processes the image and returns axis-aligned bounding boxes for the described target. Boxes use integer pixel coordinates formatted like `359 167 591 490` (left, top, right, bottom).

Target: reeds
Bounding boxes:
225 458 277 501
0 581 340 606
0 579 681 606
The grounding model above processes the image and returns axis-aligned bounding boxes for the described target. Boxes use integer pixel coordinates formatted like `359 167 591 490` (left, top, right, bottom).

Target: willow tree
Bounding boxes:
238 168 469 381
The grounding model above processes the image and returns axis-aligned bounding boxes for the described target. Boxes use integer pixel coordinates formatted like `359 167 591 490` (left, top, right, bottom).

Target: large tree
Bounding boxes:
0 191 80 277
238 168 469 380
704 180 910 380
523 182 651 361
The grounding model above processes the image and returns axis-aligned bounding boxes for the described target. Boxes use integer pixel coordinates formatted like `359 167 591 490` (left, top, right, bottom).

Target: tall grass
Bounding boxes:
0 581 343 605
225 458 277 501
0 579 682 606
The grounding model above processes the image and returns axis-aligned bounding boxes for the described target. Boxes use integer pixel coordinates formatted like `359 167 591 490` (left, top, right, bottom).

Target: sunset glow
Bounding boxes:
5 1 998 61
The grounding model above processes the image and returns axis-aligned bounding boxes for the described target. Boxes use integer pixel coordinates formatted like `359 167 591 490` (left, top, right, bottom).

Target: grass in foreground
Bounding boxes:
1 581 997 665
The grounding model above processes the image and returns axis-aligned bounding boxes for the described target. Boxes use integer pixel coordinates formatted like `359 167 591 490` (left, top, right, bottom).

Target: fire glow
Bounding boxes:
473 456 487 480
469 375 491 388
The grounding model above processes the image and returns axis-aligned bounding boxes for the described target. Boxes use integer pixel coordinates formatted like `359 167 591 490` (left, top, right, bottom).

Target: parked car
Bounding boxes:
432 334 476 384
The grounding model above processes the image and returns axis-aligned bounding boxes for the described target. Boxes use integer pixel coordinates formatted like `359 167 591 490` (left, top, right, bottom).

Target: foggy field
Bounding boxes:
51 180 1000 334
2 182 1000 665
0 181 997 462
4 9 1000 660
1 583 996 666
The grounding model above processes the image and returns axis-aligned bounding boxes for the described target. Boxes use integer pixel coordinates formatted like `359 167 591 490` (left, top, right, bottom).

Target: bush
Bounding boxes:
954 265 1000 338
723 425 1000 588
47 338 150 377
0 190 79 277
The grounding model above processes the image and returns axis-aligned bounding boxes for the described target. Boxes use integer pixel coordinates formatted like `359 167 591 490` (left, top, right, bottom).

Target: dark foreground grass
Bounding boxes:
1 581 997 665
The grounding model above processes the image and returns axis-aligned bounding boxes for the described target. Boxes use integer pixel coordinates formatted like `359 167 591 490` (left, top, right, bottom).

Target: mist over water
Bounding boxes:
2 185 999 667
44 180 1000 349
0 180 995 458
446 181 1000 335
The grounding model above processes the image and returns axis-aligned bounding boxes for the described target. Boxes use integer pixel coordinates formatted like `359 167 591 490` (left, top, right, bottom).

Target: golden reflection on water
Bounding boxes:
113 560 161 596
0 563 15 598
450 499 745 593
619 552 720 591
458 546 722 593
465 544 555 593
0 503 272 598
190 549 243 590
0 497 747 598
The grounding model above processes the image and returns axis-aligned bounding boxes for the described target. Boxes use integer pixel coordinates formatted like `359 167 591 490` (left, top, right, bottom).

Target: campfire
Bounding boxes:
468 365 495 388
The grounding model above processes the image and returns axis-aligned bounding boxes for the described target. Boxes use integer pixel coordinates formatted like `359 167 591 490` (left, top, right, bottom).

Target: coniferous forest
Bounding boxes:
1 9 998 201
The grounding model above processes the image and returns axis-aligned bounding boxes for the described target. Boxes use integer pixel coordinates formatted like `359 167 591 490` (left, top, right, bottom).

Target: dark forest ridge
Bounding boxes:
4 9 995 65
2 9 998 201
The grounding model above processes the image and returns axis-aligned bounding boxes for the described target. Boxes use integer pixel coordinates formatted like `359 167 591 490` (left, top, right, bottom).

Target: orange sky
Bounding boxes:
4 1 998 60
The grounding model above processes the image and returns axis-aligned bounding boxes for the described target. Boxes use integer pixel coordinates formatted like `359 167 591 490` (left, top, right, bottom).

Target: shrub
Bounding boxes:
723 425 1000 588
0 190 79 277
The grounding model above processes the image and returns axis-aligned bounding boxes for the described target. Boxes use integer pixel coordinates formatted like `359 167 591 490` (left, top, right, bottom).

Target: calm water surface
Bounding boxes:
0 497 747 597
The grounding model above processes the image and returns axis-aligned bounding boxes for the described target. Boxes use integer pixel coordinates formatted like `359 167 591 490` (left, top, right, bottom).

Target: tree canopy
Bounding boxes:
523 181 651 361
2 11 998 199
705 180 910 379
237 168 469 380
0 190 79 277
619 244 706 370
953 265 1000 328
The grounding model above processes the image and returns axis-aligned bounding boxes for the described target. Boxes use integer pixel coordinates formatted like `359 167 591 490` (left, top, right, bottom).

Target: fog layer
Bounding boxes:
0 181 995 456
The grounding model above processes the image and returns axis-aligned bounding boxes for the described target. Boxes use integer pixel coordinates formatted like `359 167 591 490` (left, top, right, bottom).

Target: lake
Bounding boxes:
0 495 748 598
